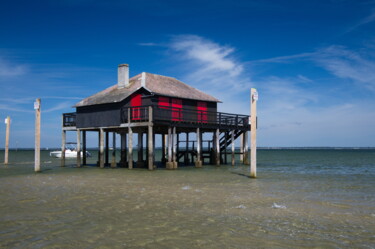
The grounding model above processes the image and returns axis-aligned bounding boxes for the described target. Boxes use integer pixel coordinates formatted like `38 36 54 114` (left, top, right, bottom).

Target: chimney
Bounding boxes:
118 64 129 88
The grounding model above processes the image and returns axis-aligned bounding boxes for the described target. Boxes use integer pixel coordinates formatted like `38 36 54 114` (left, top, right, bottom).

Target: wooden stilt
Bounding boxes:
231 130 235 166
105 131 109 166
76 129 81 167
120 132 127 167
128 127 133 169
4 116 10 165
243 131 249 165
215 128 220 166
148 106 154 170
82 130 86 165
167 127 173 169
111 132 116 168
99 128 104 168
195 127 202 168
239 133 244 162
34 98 41 173
250 88 258 178
161 133 166 163
137 132 144 167
185 132 189 165
61 130 66 167
97 130 100 166
172 126 178 169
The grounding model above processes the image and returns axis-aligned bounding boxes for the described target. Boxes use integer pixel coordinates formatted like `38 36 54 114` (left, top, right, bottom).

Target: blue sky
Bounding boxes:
1 0 375 148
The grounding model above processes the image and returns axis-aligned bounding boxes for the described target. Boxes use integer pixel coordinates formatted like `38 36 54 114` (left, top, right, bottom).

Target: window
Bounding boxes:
197 101 208 123
172 98 183 121
130 93 142 120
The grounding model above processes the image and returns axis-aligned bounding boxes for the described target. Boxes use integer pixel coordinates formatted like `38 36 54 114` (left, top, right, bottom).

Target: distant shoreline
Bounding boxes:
1 147 374 151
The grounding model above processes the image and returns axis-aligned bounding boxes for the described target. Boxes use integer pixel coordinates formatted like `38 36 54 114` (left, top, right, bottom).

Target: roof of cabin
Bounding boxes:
75 72 220 107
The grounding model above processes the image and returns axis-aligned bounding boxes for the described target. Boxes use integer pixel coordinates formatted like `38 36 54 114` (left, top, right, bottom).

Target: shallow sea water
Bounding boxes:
0 149 374 248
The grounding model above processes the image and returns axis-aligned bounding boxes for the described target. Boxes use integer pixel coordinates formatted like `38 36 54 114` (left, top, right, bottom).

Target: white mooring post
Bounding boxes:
250 88 258 178
4 116 10 165
34 98 41 172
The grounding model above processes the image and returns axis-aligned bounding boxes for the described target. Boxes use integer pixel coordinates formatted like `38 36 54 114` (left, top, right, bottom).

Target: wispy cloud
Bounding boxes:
44 101 73 113
314 45 375 90
0 104 33 113
0 57 28 77
346 9 375 33
168 35 250 94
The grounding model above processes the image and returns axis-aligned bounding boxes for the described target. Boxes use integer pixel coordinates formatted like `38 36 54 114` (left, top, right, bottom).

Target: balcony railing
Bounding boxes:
63 106 250 129
120 105 250 128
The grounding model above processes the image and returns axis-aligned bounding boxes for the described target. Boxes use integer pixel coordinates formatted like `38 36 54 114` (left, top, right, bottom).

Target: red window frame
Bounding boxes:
158 96 170 109
130 93 142 120
197 101 208 123
171 98 183 121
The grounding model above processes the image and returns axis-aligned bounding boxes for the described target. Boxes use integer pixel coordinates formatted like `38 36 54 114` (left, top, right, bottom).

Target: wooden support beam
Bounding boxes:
82 130 87 165
215 128 220 166
105 131 109 166
34 98 41 173
61 129 66 167
161 133 166 163
231 130 235 167
250 88 258 178
167 127 173 169
76 129 81 168
120 132 127 167
243 131 249 165
99 128 104 168
148 106 154 170
4 116 10 165
137 132 144 167
195 127 202 168
239 133 244 162
172 126 178 169
111 132 116 168
128 127 133 169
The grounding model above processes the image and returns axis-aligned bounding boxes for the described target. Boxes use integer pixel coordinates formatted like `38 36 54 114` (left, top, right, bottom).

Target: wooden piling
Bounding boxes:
4 116 10 165
231 130 235 166
76 129 81 167
215 129 220 166
105 131 109 166
34 98 41 172
166 127 173 169
161 133 166 163
99 128 104 168
243 131 249 165
172 126 178 169
82 131 87 165
250 88 258 178
148 106 154 170
128 109 133 169
137 132 144 167
239 133 244 162
120 132 127 167
61 130 66 167
111 132 116 168
195 127 202 168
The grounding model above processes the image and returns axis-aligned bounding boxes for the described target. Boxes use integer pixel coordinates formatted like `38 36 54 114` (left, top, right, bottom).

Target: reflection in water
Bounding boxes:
0 149 374 248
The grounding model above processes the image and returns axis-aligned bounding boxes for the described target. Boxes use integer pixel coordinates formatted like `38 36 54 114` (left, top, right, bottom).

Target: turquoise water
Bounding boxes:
0 149 374 248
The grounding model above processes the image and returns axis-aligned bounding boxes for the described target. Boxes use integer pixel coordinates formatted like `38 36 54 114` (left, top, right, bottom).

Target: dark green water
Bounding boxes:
0 149 374 248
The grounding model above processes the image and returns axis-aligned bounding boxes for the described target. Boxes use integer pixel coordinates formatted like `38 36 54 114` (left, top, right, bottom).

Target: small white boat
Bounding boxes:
50 143 91 158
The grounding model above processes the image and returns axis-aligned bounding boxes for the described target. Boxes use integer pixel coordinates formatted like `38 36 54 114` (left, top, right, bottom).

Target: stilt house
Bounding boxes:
62 64 251 170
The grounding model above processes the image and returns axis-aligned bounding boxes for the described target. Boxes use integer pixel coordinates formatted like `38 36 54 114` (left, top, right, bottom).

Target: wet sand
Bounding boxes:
0 150 374 248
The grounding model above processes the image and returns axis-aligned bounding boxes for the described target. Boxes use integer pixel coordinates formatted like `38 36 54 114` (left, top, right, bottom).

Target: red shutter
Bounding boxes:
130 93 142 120
172 98 182 121
158 96 170 109
197 101 207 123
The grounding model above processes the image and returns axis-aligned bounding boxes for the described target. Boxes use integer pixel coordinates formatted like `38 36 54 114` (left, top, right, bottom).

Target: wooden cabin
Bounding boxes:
62 64 251 170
